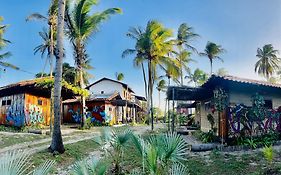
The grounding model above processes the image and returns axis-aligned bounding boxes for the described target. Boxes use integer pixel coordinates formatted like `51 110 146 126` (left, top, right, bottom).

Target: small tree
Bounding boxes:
213 87 228 143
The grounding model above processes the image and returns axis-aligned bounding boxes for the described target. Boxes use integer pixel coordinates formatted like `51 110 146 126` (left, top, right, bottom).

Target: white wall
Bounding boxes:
89 80 125 98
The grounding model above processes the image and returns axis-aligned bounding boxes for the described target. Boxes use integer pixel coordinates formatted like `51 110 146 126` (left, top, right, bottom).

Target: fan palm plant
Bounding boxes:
94 128 132 174
0 150 54 175
65 0 121 127
0 17 19 72
200 41 225 75
123 20 175 130
71 157 109 175
131 132 188 175
255 44 281 79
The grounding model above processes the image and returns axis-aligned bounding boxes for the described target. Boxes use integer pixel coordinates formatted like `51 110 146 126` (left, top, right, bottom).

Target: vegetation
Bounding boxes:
255 44 280 79
185 68 208 86
0 17 19 72
115 72 124 81
200 41 225 75
65 0 121 128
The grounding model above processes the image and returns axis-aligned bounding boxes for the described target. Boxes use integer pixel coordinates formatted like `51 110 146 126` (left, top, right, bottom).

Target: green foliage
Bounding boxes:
262 145 274 164
213 87 228 112
131 132 188 174
207 114 215 131
35 77 89 97
185 68 208 86
200 130 216 143
251 93 266 119
255 44 281 79
71 157 109 175
0 150 54 175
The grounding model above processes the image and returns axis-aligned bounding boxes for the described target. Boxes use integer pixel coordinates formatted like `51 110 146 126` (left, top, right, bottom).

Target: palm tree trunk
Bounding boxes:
157 90 161 123
80 68 86 128
148 59 154 130
210 59 213 75
167 77 171 131
49 0 65 153
49 22 55 135
141 63 148 99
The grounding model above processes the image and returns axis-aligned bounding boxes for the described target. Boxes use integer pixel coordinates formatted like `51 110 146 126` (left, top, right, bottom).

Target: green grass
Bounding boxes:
30 139 99 174
0 133 49 149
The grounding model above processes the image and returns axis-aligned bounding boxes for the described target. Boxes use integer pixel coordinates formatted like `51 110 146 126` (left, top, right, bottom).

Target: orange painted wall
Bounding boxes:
25 93 51 126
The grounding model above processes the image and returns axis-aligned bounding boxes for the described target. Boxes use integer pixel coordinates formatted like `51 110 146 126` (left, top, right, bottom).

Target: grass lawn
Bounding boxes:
30 139 99 174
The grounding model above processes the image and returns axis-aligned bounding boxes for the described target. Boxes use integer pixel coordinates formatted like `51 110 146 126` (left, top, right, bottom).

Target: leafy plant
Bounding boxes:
200 130 216 143
0 150 54 175
71 157 109 175
262 145 274 165
131 132 188 174
245 138 257 149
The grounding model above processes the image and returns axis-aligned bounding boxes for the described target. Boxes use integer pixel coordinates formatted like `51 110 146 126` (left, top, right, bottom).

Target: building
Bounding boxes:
167 75 281 140
62 77 146 124
0 78 79 127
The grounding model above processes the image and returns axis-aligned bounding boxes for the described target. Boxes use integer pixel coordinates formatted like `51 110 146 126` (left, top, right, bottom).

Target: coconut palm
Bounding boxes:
255 44 281 79
115 72 124 81
200 41 225 75
123 20 175 130
27 0 58 77
49 0 66 154
176 23 199 85
122 27 148 99
185 68 208 86
0 17 19 72
65 0 121 127
216 67 228 76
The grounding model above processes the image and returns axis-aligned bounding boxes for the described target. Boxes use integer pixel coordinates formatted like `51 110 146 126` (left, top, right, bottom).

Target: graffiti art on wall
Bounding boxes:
25 104 45 124
69 105 112 123
5 94 25 127
228 104 281 137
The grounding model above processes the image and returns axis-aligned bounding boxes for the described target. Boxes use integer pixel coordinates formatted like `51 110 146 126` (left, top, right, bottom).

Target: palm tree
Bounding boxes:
185 68 208 86
255 44 280 79
123 20 175 130
156 79 166 122
0 17 19 72
65 0 121 128
49 0 66 154
122 27 148 99
176 23 199 85
200 41 225 75
115 72 124 81
216 67 228 76
27 0 58 77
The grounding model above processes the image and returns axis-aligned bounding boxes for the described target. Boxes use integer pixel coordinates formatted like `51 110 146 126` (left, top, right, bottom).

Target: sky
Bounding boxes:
1 0 281 109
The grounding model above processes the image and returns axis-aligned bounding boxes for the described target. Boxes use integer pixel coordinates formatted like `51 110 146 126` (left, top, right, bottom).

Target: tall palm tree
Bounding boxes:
115 72 124 81
65 0 121 127
0 17 19 72
123 20 175 130
49 0 65 154
185 68 208 86
216 67 228 76
200 41 225 75
122 27 148 99
27 0 58 77
156 79 166 122
255 44 280 79
176 23 199 85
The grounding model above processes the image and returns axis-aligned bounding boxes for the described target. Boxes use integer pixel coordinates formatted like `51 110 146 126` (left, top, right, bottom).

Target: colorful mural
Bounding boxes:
228 104 281 137
69 105 112 124
0 93 50 127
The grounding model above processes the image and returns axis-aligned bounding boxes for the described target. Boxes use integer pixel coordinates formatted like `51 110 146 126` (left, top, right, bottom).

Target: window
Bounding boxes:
38 99 43 105
264 100 273 109
1 100 6 106
1 99 11 106
109 107 112 111
101 91 104 94
6 100 11 105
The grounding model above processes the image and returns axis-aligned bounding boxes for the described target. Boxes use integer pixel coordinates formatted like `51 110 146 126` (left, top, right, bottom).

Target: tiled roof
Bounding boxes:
203 75 281 89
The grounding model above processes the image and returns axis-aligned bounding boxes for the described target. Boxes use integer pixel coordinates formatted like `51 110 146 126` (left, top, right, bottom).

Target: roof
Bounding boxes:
135 95 147 101
63 92 121 103
167 75 281 101
86 77 134 93
203 75 281 89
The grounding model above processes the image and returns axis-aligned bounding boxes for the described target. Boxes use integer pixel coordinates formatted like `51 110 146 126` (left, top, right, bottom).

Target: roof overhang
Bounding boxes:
166 86 212 101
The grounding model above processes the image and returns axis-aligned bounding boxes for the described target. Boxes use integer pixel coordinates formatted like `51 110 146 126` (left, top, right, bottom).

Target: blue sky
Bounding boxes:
1 0 281 109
